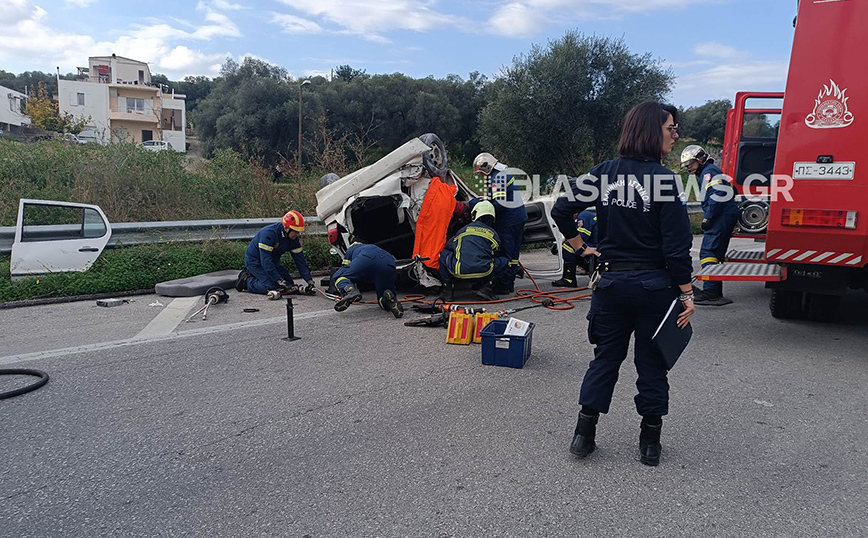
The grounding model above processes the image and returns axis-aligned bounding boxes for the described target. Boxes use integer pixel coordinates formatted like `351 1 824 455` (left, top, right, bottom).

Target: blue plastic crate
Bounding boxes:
480 319 534 369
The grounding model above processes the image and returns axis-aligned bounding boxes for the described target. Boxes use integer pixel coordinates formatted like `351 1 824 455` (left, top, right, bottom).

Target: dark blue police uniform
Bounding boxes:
488 166 528 291
244 222 312 295
552 157 693 416
697 161 739 294
332 244 398 302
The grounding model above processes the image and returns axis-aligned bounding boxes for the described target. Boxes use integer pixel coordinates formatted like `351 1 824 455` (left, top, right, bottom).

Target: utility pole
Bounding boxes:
298 80 311 172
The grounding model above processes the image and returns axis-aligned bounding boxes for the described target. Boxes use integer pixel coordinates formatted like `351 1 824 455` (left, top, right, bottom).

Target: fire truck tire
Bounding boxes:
804 292 841 322
769 289 804 319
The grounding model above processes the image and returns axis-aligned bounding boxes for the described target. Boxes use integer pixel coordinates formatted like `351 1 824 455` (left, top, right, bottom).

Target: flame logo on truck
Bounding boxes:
805 79 854 129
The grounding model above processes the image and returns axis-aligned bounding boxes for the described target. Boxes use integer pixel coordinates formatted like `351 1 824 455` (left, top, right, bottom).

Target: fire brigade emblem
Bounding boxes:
805 79 854 129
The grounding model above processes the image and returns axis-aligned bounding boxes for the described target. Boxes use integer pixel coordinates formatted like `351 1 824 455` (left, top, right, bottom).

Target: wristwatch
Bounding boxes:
678 292 694 302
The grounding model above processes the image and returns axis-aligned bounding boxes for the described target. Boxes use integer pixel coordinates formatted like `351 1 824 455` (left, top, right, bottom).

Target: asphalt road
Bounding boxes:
2 242 867 537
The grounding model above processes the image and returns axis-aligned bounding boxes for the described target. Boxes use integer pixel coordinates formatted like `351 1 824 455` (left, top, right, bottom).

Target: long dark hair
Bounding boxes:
617 101 678 160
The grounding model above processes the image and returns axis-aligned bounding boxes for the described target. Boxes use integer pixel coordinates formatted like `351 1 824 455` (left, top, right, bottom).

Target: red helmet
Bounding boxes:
282 210 305 233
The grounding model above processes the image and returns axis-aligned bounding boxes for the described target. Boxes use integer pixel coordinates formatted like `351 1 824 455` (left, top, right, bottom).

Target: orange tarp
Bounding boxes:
413 176 457 270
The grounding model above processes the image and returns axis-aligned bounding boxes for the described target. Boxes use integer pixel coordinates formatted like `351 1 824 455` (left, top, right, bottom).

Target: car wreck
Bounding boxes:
315 133 562 289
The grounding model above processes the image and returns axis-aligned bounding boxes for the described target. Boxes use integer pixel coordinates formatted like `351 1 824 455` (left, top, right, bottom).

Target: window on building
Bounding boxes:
69 92 85 107
77 93 85 106
126 97 145 114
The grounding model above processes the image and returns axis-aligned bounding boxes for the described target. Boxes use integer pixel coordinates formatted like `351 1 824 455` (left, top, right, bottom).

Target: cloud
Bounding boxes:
675 61 788 102
0 0 238 79
272 13 323 34
65 0 99 6
692 42 748 59
486 0 716 37
273 0 467 42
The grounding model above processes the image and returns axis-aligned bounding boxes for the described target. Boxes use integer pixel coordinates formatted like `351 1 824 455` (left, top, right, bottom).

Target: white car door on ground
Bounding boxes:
10 199 112 277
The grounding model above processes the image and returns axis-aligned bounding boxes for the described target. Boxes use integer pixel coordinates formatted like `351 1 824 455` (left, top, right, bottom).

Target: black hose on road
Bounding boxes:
0 369 49 400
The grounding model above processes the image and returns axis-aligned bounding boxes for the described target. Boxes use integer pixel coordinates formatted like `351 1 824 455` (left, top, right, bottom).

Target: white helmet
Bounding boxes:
680 145 708 169
473 152 498 175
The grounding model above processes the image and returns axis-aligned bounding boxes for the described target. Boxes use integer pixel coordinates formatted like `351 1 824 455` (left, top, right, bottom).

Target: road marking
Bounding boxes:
134 297 199 339
0 308 336 366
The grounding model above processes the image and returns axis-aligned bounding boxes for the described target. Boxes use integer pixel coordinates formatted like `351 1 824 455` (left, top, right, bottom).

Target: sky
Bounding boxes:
1 0 798 107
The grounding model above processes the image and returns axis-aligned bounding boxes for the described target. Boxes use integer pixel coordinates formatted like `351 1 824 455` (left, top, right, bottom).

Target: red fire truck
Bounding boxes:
697 0 867 321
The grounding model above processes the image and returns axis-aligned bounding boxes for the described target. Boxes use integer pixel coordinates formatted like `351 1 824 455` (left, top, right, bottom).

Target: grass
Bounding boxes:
0 237 342 303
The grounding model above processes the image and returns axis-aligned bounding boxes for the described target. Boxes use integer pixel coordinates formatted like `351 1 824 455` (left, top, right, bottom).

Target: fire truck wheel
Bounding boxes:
769 289 805 319
804 292 842 322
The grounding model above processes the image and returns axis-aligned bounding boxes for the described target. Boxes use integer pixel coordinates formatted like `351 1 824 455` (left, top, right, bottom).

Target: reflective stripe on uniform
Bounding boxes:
258 242 274 252
577 227 592 236
563 242 576 254
509 260 519 266
291 247 303 254
335 276 351 286
700 256 719 265
703 179 725 191
342 259 351 265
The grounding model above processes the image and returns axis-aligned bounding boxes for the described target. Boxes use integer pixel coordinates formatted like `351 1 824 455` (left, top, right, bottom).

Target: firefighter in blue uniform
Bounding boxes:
553 210 598 287
681 145 739 305
331 242 404 318
473 152 528 294
235 210 316 298
552 102 695 467
439 201 510 301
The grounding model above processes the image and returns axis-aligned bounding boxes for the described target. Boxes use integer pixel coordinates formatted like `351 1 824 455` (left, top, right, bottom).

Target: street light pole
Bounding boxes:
298 80 311 172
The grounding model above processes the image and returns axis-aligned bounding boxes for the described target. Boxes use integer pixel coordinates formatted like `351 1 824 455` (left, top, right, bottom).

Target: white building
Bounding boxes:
58 54 186 151
0 85 30 132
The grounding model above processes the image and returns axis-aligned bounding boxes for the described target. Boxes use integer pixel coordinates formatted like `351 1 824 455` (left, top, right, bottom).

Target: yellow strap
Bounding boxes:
700 256 719 265
258 242 274 252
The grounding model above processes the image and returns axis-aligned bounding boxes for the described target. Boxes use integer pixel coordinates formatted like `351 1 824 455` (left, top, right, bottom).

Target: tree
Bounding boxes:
23 81 90 133
333 65 367 82
679 99 732 144
478 32 674 177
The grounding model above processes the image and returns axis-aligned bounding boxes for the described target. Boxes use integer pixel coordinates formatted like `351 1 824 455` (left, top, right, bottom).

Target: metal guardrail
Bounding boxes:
1 203 702 254
0 217 326 254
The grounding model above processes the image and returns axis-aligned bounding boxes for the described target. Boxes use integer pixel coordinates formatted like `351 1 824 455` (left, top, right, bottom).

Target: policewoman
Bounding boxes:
551 101 695 466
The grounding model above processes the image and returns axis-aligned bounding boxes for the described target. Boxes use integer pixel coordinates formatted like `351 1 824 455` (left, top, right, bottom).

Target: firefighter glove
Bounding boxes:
276 279 289 290
701 218 713 232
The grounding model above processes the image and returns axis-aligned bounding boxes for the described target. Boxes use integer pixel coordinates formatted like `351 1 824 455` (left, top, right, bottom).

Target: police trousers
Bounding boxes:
580 269 677 416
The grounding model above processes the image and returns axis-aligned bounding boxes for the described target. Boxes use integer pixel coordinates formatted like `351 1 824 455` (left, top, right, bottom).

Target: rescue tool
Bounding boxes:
186 287 229 322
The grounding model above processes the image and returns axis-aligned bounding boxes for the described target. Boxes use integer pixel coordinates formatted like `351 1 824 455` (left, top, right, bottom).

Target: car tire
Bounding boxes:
804 292 841 322
769 289 804 319
418 133 448 178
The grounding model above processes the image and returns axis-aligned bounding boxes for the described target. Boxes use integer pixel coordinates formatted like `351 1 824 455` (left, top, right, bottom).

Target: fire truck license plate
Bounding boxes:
792 162 855 180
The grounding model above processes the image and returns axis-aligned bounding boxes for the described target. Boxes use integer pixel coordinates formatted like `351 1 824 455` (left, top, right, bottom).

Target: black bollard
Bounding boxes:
283 296 301 341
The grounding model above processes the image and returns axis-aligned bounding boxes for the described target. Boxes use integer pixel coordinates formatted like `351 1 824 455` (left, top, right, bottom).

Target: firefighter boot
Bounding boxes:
379 290 405 318
552 263 578 287
693 288 733 306
334 284 362 312
639 419 662 467
235 269 249 292
476 284 499 302
570 412 598 458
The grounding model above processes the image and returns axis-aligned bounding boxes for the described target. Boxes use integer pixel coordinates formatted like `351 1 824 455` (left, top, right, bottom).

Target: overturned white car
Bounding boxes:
315 133 562 288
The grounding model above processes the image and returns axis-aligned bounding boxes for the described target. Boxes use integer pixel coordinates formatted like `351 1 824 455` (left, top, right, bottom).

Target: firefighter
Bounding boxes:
473 152 528 294
331 242 404 318
235 210 316 298
681 144 739 305
439 201 510 301
553 210 598 287
552 102 695 466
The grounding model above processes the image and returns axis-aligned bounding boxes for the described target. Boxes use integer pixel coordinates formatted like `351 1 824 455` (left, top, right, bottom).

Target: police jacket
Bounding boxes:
489 165 528 224
244 222 312 282
698 161 739 221
551 157 693 286
441 221 503 279
342 243 396 269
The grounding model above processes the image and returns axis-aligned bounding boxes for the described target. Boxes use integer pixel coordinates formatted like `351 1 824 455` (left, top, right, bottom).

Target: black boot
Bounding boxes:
476 284 499 302
334 284 362 312
639 420 662 467
235 269 249 292
552 263 577 287
570 412 598 458
379 290 404 318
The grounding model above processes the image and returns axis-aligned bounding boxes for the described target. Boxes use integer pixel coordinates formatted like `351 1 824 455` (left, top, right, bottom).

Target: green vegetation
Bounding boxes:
0 237 341 303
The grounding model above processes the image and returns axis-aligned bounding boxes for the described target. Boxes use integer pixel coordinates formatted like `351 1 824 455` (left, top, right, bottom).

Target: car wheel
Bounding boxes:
804 292 841 322
418 133 448 178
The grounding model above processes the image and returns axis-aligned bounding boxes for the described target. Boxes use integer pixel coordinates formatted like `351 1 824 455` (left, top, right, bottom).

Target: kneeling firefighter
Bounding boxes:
438 200 510 301
236 210 316 298
553 210 598 287
331 242 404 318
